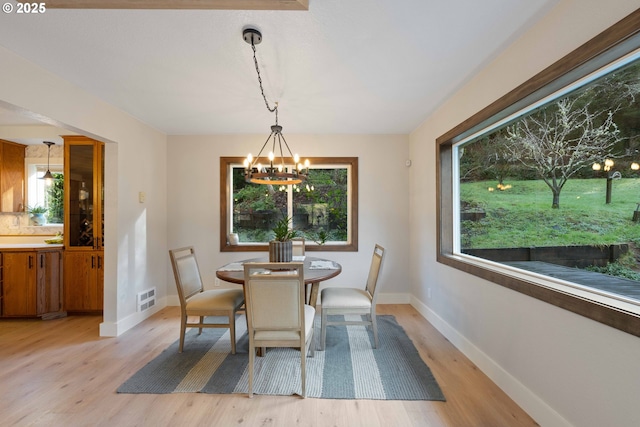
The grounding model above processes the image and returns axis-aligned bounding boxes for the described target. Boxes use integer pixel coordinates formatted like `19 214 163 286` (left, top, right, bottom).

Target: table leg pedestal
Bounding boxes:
308 282 320 307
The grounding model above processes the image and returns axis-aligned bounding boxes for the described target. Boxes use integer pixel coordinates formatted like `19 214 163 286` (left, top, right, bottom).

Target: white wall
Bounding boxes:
0 45 169 336
410 2 640 427
166 134 410 302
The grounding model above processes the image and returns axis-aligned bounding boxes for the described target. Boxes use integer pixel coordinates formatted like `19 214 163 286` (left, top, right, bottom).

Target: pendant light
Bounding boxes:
242 28 309 185
40 141 55 184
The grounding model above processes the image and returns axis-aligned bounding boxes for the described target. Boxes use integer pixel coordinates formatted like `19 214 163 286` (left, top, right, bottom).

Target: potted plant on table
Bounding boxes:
269 216 297 262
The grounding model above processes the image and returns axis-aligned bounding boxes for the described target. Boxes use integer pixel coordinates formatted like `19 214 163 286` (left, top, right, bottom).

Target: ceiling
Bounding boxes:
0 0 556 137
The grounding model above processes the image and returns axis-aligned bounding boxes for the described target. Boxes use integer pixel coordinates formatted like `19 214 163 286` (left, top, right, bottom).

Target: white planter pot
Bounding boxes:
30 213 47 226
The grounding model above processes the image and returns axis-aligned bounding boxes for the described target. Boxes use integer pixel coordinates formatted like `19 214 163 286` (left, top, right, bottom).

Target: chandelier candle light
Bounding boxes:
242 28 309 185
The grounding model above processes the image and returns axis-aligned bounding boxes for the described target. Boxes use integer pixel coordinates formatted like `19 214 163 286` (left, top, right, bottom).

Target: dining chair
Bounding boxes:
291 237 307 298
292 237 305 257
169 246 245 354
243 262 315 398
320 244 385 350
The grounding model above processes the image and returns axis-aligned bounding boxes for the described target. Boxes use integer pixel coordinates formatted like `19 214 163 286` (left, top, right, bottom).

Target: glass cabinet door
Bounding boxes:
67 143 95 248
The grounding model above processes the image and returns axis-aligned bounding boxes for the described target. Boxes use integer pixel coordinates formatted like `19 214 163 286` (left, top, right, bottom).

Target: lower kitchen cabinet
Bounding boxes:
3 252 36 316
1 248 65 318
64 250 103 312
36 250 65 318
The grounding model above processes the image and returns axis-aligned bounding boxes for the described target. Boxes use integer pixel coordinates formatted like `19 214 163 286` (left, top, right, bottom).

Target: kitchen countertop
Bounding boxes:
0 243 63 249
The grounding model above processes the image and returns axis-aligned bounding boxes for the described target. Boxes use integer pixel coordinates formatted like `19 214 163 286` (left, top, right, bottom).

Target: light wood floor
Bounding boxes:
0 305 539 427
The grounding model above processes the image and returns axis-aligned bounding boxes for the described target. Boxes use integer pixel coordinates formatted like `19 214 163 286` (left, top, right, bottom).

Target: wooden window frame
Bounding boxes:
220 156 358 252
437 9 640 337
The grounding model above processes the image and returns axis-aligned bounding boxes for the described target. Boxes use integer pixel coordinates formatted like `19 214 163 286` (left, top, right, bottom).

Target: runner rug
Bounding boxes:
117 315 445 400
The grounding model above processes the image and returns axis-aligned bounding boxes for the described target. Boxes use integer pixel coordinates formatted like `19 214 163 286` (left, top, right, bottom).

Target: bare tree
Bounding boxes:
505 93 621 208
459 133 518 183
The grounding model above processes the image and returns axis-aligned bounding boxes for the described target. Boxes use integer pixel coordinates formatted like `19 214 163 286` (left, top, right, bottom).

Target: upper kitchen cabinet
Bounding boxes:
0 139 25 212
63 136 104 250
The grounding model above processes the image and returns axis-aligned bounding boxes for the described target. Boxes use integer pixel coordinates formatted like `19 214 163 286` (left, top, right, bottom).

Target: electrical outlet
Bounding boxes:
214 278 221 287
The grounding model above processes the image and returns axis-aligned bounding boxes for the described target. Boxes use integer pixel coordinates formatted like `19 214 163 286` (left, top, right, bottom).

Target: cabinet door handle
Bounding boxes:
98 255 102 269
40 254 44 268
91 255 95 269
28 255 33 269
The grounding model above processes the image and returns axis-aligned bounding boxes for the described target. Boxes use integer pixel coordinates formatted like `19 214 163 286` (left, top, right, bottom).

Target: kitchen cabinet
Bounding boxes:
0 139 26 213
63 251 103 312
36 249 65 318
0 247 64 318
0 253 2 314
63 136 104 313
3 251 36 316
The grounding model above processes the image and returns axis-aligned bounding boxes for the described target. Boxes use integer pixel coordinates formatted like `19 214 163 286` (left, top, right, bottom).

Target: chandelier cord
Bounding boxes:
242 27 307 186
251 41 278 125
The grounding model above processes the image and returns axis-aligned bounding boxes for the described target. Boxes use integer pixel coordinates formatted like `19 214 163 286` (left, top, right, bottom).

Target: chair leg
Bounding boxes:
371 313 379 349
179 314 187 353
308 329 315 358
230 315 237 355
198 316 204 335
321 309 327 350
248 339 254 398
301 343 306 398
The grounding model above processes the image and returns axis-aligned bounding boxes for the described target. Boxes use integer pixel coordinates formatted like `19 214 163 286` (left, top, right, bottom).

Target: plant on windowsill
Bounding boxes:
269 216 297 262
28 205 48 226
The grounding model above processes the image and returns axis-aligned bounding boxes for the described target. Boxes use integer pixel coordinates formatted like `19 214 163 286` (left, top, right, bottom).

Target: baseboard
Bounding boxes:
99 296 167 337
410 296 572 427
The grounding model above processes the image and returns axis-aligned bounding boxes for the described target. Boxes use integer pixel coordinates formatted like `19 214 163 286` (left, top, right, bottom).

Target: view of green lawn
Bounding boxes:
456 58 640 284
460 178 640 249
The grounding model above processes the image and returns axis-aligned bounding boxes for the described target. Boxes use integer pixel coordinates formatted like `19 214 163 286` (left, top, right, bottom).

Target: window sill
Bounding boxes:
222 242 356 252
438 252 640 337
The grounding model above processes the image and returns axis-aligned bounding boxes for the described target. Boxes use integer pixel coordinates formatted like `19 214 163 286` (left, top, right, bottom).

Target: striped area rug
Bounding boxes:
117 315 445 400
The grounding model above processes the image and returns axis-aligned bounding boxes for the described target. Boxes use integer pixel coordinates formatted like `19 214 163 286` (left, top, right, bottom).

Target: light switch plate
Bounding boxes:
139 191 146 203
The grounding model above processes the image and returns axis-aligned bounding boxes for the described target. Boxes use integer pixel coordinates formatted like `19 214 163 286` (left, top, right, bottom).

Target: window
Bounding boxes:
438 10 640 337
26 160 64 224
220 157 358 252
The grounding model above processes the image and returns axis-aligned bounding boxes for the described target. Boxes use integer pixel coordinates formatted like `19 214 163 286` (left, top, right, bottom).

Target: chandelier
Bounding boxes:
242 28 309 185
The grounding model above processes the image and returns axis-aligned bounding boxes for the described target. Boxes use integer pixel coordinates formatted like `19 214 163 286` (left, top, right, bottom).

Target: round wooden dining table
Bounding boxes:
215 256 342 307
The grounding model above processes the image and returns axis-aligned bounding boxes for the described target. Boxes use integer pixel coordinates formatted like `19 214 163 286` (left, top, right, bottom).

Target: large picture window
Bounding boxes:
438 10 640 337
220 157 358 252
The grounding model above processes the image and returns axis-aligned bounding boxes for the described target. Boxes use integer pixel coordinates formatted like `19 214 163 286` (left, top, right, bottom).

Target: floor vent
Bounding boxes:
137 287 156 312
